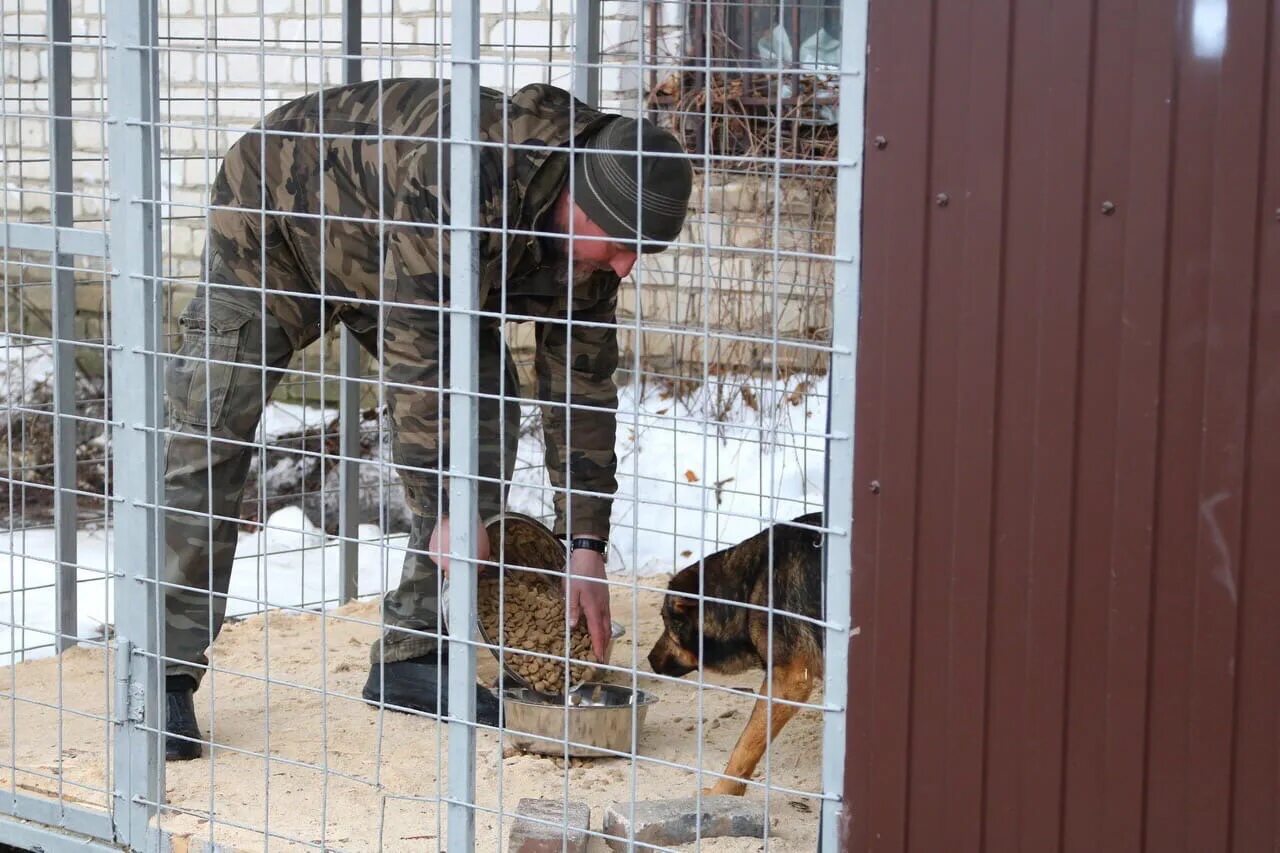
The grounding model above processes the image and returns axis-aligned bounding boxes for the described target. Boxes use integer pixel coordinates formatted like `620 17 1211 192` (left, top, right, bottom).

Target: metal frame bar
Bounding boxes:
446 0 481 847
106 0 165 847
0 789 115 845
0 223 108 258
820 0 870 847
337 0 362 606
572 0 601 107
49 0 78 655
0 810 122 853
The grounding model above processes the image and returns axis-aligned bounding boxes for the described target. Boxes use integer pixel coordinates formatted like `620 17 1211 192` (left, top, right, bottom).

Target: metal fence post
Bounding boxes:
821 1 870 848
48 0 78 652
337 0 362 605
572 0 600 108
106 0 164 845
447 0 481 846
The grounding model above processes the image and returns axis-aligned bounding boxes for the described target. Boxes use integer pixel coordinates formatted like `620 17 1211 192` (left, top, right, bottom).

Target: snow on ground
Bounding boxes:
509 373 829 574
1 373 829 664
0 511 408 667
0 335 55 400
256 400 338 441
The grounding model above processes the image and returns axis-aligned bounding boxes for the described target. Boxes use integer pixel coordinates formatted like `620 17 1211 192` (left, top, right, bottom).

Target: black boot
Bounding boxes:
165 676 204 761
362 655 500 727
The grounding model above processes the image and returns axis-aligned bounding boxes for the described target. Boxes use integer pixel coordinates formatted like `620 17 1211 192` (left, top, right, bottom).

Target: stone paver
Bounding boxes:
602 796 766 850
508 798 591 853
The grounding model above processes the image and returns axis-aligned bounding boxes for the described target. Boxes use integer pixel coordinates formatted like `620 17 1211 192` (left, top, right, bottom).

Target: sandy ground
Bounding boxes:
0 580 824 851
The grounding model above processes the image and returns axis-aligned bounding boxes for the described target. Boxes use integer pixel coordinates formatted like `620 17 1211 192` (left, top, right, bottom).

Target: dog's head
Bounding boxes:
647 565 703 677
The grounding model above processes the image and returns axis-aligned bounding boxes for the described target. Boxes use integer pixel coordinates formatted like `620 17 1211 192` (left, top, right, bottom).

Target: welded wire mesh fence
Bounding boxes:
0 1 862 849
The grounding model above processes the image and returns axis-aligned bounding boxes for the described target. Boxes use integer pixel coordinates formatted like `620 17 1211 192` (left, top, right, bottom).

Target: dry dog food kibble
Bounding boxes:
477 573 598 692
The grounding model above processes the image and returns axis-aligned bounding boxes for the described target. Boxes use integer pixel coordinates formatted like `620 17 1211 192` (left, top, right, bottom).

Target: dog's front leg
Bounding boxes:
705 659 815 796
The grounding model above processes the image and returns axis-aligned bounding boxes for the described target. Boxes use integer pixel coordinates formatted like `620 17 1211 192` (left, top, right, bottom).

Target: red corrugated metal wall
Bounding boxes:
845 0 1279 850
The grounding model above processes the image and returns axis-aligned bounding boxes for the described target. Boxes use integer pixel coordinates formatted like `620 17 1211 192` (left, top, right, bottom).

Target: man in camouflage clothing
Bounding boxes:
161 79 692 760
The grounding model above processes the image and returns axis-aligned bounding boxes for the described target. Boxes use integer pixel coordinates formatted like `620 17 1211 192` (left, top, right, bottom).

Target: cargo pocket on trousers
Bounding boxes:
167 298 255 431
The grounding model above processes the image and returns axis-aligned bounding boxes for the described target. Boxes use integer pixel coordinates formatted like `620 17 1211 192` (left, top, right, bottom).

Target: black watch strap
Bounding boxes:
569 537 608 555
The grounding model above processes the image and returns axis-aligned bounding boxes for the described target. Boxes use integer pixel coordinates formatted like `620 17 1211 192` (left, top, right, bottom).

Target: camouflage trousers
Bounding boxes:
162 266 520 686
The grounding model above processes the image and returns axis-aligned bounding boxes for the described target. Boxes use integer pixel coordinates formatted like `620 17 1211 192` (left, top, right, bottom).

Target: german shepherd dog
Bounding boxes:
647 511 825 796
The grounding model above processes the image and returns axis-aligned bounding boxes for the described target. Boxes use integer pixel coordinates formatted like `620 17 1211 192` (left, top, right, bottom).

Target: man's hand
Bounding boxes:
566 540 612 662
427 515 491 577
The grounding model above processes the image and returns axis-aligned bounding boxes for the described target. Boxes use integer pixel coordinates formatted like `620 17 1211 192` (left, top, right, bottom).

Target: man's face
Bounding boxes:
556 199 639 281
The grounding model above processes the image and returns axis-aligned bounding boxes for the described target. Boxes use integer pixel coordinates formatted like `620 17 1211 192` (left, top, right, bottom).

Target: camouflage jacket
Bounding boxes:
213 80 621 535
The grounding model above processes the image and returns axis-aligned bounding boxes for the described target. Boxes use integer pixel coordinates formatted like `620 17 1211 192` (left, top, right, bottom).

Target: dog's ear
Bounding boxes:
668 591 697 615
665 568 706 614
668 566 702 613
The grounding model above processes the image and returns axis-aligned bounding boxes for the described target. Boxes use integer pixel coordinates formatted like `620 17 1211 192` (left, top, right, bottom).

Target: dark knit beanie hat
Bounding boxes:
571 117 693 253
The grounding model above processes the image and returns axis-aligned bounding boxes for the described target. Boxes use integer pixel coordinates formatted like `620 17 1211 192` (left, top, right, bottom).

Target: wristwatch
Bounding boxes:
569 537 608 556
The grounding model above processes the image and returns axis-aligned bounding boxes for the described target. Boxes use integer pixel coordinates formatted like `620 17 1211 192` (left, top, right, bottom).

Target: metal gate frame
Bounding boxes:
0 0 867 848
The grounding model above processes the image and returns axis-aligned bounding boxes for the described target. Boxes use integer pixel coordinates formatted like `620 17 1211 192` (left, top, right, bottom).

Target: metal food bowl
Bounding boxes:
501 682 659 758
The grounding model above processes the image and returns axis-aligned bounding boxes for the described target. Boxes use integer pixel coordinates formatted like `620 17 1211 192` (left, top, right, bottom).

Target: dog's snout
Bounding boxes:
647 634 674 672
647 631 698 677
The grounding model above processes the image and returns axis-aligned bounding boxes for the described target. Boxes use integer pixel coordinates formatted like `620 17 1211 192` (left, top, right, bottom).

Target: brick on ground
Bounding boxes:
602 796 767 850
508 798 591 853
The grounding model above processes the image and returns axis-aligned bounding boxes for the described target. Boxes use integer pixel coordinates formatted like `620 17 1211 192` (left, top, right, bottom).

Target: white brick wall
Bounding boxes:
4 50 46 83
70 49 98 80
2 1 836 375
599 18 634 52
19 120 47 148
226 0 295 13
2 14 48 36
1 0 642 266
395 0 440 12
413 17 452 44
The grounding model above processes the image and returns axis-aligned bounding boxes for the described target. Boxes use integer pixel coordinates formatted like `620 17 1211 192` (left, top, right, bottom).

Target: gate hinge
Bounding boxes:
113 638 146 725
128 681 146 724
